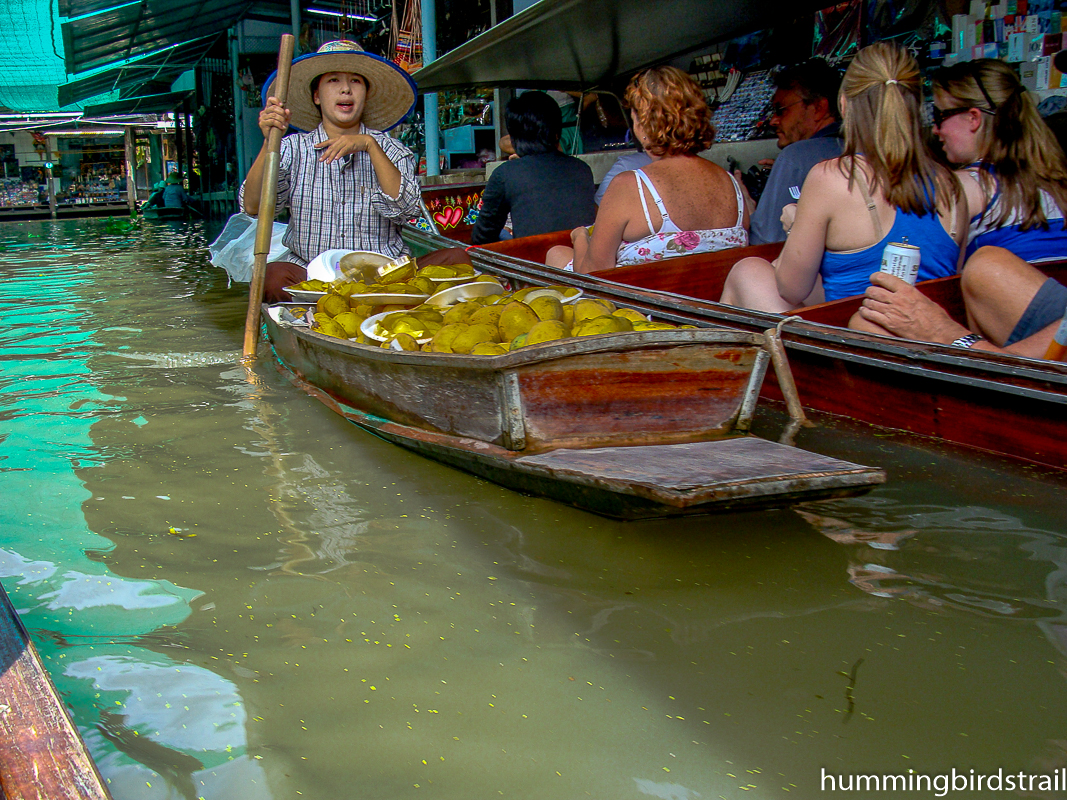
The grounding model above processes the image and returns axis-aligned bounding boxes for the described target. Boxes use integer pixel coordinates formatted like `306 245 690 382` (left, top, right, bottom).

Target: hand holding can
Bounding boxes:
880 242 921 285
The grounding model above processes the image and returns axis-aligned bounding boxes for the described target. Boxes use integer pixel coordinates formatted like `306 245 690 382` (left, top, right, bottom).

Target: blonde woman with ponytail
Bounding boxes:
721 42 967 312
856 59 1067 358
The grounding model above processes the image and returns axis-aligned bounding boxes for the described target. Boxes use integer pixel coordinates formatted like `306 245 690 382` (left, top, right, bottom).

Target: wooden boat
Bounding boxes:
0 582 112 799
142 206 190 220
262 306 883 519
402 225 1067 472
403 0 1067 473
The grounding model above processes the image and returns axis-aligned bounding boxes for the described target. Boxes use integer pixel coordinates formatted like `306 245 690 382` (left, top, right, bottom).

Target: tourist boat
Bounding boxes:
0 583 111 799
262 302 884 519
403 0 1067 473
401 225 1067 472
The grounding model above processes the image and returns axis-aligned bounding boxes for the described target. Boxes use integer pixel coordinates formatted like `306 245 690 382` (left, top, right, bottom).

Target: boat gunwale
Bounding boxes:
400 227 1067 395
266 303 769 368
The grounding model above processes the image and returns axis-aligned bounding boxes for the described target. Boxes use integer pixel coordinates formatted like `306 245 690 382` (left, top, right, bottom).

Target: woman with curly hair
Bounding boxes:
856 59 1067 358
546 66 748 273
720 42 968 312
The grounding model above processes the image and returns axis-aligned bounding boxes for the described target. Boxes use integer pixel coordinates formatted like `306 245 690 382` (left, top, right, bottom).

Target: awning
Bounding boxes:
61 0 254 75
413 0 832 92
57 36 218 107
81 90 195 116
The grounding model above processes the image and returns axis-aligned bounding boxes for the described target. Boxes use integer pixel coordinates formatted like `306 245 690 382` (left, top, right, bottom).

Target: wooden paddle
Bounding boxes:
243 34 296 360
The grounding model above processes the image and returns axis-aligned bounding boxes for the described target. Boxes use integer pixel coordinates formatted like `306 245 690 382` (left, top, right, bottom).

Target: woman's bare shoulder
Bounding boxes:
805 157 849 185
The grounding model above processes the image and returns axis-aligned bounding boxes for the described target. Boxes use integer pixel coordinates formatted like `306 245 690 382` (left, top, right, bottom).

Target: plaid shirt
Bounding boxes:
240 124 420 265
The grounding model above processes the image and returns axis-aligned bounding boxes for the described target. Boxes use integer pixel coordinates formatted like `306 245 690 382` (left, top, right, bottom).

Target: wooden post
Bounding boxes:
174 111 184 181
46 164 56 219
183 100 194 191
242 34 295 360
124 127 137 213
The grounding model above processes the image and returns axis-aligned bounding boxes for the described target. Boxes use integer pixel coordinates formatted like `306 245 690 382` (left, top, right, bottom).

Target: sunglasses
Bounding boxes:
770 98 806 118
931 105 974 126
931 103 996 127
931 63 999 123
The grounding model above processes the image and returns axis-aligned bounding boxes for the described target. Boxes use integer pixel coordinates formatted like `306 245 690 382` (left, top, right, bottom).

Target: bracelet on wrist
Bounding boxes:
950 333 983 348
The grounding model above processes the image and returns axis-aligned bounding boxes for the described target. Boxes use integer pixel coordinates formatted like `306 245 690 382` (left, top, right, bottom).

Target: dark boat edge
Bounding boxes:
0 582 113 799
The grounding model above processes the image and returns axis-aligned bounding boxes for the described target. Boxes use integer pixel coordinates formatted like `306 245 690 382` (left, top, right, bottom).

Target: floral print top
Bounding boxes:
615 169 748 266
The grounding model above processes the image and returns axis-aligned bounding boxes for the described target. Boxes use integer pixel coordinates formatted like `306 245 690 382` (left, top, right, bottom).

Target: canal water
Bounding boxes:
2 217 1066 800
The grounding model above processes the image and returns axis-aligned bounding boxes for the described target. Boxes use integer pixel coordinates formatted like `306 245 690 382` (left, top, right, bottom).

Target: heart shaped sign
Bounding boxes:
433 205 464 229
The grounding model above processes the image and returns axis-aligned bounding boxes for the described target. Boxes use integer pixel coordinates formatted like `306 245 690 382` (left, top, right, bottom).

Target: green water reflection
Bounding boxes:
1 219 1066 799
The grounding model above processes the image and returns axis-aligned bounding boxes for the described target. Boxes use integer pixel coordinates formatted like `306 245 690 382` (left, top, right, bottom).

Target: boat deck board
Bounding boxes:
276 364 884 517
0 584 111 800
520 435 878 490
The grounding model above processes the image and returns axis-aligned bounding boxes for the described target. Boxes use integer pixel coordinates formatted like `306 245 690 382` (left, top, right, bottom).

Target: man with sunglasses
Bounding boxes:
748 59 844 245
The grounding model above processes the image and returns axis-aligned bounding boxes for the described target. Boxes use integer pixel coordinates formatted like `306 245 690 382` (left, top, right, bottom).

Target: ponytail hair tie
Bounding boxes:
885 79 899 85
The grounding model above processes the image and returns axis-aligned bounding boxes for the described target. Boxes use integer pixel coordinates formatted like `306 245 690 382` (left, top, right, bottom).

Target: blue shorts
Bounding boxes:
1005 278 1067 345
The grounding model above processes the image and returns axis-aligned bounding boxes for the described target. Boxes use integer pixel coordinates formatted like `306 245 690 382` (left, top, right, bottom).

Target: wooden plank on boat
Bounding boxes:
519 436 882 502
0 584 112 800
273 364 885 519
366 415 883 518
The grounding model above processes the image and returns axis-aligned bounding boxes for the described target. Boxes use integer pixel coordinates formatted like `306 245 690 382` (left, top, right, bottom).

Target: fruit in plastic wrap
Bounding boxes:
498 302 539 342
526 319 569 345
451 324 500 354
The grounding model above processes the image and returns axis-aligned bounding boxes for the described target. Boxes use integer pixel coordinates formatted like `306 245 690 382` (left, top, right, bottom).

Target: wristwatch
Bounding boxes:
950 333 984 348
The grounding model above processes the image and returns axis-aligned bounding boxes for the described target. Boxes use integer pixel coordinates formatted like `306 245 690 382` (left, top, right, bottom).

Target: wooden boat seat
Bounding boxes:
478 231 1067 338
794 260 1067 329
477 234 785 303
482 233 1066 337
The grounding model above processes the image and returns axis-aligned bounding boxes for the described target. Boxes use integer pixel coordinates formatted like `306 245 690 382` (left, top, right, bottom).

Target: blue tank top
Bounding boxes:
820 209 959 301
966 170 1067 264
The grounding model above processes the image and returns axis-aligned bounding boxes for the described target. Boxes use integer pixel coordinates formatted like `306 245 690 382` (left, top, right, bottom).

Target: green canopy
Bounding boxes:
0 0 249 112
0 0 116 111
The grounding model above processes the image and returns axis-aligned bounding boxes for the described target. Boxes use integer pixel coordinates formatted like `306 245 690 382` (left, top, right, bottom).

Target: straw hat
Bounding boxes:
262 40 417 133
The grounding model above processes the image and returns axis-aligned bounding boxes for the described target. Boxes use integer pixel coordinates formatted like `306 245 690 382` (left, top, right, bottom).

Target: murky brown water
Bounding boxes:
3 218 1066 799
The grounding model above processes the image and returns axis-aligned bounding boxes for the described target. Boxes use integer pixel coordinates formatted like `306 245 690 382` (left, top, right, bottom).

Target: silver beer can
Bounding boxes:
880 242 921 284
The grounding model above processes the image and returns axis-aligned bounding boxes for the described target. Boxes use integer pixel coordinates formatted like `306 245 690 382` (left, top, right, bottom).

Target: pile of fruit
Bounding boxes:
296 263 688 354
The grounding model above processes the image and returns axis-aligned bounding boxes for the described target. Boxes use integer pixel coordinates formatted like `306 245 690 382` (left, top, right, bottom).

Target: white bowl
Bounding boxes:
285 287 327 303
360 310 434 344
425 281 505 307
306 249 392 282
346 291 428 307
524 287 583 304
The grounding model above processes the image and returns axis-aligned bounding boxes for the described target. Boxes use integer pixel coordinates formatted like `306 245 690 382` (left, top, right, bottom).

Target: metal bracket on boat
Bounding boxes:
500 371 527 451
420 196 441 237
735 347 770 432
763 316 812 435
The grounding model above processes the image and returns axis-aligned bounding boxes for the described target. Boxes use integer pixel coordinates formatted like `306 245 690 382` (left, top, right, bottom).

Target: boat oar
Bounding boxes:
1043 307 1067 361
242 34 296 360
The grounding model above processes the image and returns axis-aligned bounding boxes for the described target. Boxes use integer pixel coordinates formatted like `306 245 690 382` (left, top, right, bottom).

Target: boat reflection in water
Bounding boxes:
0 219 1066 799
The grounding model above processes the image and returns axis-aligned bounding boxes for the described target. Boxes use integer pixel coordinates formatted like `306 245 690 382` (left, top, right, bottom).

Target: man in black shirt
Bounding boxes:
471 91 596 244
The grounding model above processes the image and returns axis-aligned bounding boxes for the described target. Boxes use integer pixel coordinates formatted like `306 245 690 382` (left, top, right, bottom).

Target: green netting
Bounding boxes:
0 0 118 112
